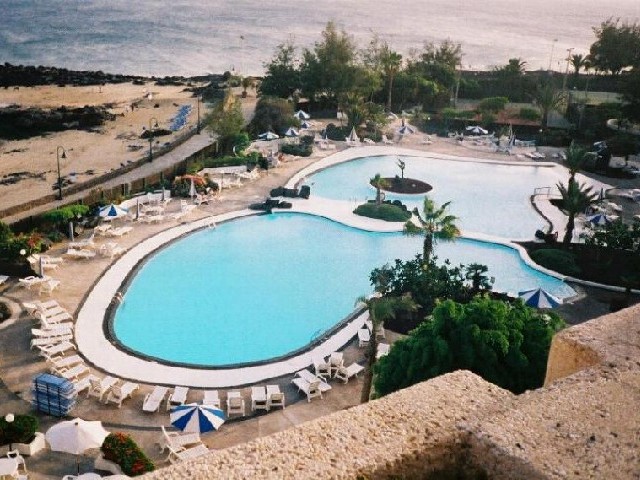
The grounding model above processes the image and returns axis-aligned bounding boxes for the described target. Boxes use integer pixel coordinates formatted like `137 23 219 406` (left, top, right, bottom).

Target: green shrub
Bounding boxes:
518 107 541 121
354 202 412 222
477 96 508 112
530 248 581 276
281 143 312 157
101 432 154 477
0 414 38 445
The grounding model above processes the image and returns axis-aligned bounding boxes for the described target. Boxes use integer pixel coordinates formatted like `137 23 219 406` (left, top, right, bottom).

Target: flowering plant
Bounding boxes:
101 432 154 476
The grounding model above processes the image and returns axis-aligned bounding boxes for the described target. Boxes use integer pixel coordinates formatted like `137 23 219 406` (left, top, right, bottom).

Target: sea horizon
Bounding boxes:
1 1 639 78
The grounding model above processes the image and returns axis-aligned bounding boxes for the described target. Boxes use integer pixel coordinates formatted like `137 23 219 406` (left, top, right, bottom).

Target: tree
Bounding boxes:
205 90 245 153
494 58 529 102
381 46 403 112
247 96 295 137
563 142 589 183
589 18 640 75
465 263 493 295
557 180 598 244
570 53 587 77
356 293 417 403
260 41 300 98
403 196 460 264
396 158 406 179
621 68 640 122
533 81 565 131
370 173 387 205
373 296 565 397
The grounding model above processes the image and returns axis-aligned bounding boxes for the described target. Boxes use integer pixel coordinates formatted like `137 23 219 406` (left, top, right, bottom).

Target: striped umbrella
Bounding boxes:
170 403 225 433
586 213 613 226
518 288 561 309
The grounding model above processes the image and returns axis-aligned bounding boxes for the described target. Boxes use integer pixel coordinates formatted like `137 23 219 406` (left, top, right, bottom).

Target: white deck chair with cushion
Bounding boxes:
104 382 139 408
31 325 73 338
329 351 344 377
45 354 84 370
31 334 73 350
37 340 75 356
312 356 331 379
72 375 98 395
52 363 89 382
160 425 202 454
250 386 268 412
226 391 245 417
87 376 118 401
291 377 322 402
266 385 285 410
202 390 220 408
167 386 189 410
357 328 370 348
143 385 169 412
295 369 332 393
335 363 365 383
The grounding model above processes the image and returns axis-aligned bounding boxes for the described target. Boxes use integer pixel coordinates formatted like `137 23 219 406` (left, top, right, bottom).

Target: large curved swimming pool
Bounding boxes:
113 212 575 367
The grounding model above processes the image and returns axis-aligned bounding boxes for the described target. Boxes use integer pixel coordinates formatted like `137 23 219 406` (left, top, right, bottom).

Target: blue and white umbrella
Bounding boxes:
258 131 279 141
98 204 128 220
170 403 225 434
397 124 415 135
284 127 299 137
300 120 311 129
518 288 561 309
586 213 612 226
294 109 310 120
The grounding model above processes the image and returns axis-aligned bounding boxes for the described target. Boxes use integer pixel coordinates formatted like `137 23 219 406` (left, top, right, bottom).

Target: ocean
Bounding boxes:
0 0 638 77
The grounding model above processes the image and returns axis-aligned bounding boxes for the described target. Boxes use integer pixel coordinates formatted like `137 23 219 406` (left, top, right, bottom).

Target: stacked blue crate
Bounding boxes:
32 373 77 417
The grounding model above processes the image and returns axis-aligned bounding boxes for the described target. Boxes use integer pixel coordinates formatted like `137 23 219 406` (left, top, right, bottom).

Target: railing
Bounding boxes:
533 186 552 196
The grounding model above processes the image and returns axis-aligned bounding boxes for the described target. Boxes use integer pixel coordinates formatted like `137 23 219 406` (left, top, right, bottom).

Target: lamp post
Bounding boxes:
548 38 558 72
148 117 158 162
5 413 14 450
56 146 66 200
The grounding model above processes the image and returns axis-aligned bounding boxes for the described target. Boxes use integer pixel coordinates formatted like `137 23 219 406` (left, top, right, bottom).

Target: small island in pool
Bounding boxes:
373 176 433 195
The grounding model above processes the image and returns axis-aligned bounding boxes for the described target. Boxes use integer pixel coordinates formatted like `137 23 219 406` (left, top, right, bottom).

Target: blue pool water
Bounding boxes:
306 155 566 239
114 213 574 366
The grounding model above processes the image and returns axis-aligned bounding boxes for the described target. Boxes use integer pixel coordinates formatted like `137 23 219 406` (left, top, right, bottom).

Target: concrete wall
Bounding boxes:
143 304 640 479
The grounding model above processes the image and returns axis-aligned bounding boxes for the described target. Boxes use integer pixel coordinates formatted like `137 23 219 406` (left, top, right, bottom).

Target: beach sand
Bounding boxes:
0 82 202 212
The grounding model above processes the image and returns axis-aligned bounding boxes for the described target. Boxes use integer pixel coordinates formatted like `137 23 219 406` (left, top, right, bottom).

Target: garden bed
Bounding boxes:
374 177 432 195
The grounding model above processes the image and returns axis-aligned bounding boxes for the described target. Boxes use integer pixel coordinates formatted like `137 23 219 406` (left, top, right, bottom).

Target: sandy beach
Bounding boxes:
0 82 202 213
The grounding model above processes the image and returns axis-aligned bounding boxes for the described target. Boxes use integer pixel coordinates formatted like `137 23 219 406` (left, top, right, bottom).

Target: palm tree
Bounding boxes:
564 142 589 184
403 196 460 264
370 173 388 205
534 81 566 131
381 47 403 112
570 53 586 77
397 158 406 179
557 180 598 244
355 293 417 403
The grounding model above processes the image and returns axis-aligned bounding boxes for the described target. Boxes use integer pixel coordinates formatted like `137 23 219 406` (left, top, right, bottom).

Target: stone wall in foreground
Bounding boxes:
143 304 640 479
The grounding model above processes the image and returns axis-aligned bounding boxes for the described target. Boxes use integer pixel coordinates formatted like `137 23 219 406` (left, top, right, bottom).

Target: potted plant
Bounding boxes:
0 414 46 456
98 432 154 477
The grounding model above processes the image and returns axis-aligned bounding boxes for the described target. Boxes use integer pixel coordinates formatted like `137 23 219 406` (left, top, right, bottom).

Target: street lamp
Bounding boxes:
56 146 66 200
548 38 558 72
4 413 14 450
148 117 158 162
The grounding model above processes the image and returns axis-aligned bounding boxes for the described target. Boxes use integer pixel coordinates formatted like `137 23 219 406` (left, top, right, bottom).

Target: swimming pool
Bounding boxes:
305 155 567 239
112 212 575 367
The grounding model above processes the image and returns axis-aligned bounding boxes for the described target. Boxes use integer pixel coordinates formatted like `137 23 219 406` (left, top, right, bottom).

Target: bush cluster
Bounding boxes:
0 414 38 445
530 248 581 276
353 202 412 222
280 143 312 157
101 432 154 477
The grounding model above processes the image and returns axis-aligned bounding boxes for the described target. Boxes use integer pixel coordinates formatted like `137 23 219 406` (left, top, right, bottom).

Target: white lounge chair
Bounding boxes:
250 386 268 412
31 326 73 338
226 391 245 416
357 328 370 348
329 351 344 377
45 354 84 370
36 309 72 323
104 382 139 408
295 369 332 393
37 340 75 356
335 363 365 383
312 356 331 379
167 443 210 464
167 386 189 409
106 226 133 237
376 343 391 359
160 425 202 454
202 390 220 408
291 377 322 402
31 334 73 350
266 385 285 410
64 248 96 259
143 385 169 412
52 363 89 381
87 376 118 401
72 375 97 395
18 276 47 290
99 242 125 258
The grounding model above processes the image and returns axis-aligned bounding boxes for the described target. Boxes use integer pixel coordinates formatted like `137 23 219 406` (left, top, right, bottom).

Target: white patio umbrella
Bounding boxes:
347 127 359 142
98 204 128 222
258 131 279 141
45 418 110 474
465 125 489 136
189 177 197 199
518 288 561 309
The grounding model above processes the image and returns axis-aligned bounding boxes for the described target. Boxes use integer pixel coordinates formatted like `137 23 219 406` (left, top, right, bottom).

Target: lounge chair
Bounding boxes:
99 242 125 258
31 334 73 350
143 385 169 412
226 391 245 416
357 328 370 348
312 356 331 379
291 377 322 402
23 300 62 315
68 236 95 250
167 386 189 409
52 363 89 381
36 308 72 323
381 134 394 145
104 382 139 408
87 376 118 401
202 390 220 408
64 248 96 259
18 276 47 290
335 363 365 383
31 326 73 338
45 354 84 370
266 385 285 410
34 304 69 319
6 450 27 475
38 279 61 296
295 369 332 393
37 340 76 356
167 443 210 464
160 425 203 454
250 386 268 412
94 224 113 236
72 375 97 395
106 226 133 237
376 343 391 359
329 351 344 377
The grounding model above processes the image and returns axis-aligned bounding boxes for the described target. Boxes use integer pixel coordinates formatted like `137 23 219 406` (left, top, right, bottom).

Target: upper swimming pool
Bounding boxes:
112 213 575 367
305 155 567 239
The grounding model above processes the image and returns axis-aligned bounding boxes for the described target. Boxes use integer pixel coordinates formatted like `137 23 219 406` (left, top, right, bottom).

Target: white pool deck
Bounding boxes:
75 146 613 388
